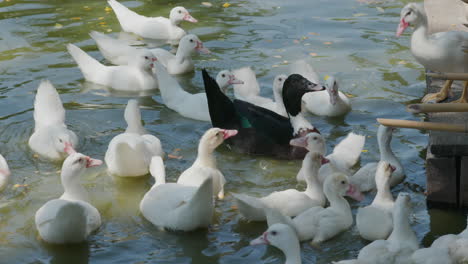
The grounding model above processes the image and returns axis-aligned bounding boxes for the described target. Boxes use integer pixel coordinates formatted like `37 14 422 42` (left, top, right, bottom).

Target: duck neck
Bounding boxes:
290 113 313 136
303 154 324 202
194 144 216 168
325 186 350 213
378 135 395 162
411 15 429 45
60 171 89 202
283 240 302 264
174 48 192 65
372 180 392 206
388 207 414 243
274 90 286 114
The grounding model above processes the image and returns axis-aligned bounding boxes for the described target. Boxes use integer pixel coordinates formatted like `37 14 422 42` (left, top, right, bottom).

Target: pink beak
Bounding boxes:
183 13 198 23
250 232 270 246
151 57 157 62
64 142 76 155
346 184 365 201
195 41 210 54
396 18 409 37
221 129 238 140
321 156 330 165
290 136 308 148
390 164 396 173
228 75 244 85
85 156 103 168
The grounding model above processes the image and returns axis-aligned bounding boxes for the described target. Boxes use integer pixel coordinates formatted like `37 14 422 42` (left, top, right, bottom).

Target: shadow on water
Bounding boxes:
44 241 90 264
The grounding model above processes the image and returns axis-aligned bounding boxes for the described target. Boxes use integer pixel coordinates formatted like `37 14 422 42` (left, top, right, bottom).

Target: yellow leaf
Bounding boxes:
106 29 112 32
174 148 182 151
33 154 39 158
272 64 279 68
376 7 384 13
353 13 367 17
70 17 82 20
398 60 407 65
105 6 112 12
273 55 282 58
202 2 212 7
308 32 319 36
231 205 238 210
83 6 91 11
54 23 63 29
344 92 356 98
265 39 273 43
99 21 107 25
323 41 332 45
309 52 317 56
362 149 368 153
168 154 182 159
324 75 330 81
98 17 105 20
222 2 231 8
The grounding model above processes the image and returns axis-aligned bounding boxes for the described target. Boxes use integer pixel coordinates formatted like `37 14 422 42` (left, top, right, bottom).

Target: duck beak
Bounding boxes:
389 164 396 173
396 18 409 37
307 83 326 92
289 136 308 148
183 13 198 23
64 142 76 155
195 41 210 54
228 75 244 85
321 156 330 165
85 156 103 168
221 129 238 139
250 232 270 245
346 184 365 201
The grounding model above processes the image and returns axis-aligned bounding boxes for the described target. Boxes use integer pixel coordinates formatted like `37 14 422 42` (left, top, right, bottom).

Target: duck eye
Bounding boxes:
221 74 225 78
59 139 63 143
178 10 182 14
313 136 317 140
271 231 277 236
341 180 346 184
279 78 282 81
144 56 149 60
190 39 193 42
406 11 411 16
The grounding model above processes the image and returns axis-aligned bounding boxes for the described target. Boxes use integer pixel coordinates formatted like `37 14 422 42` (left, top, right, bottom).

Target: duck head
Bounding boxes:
324 76 339 106
282 74 325 117
396 3 425 37
200 128 238 151
61 153 102 182
250 223 300 255
289 132 327 156
53 130 77 157
131 49 157 71
179 34 210 55
273 74 287 98
0 154 10 189
376 161 395 190
325 173 364 201
170 6 198 24
216 70 244 93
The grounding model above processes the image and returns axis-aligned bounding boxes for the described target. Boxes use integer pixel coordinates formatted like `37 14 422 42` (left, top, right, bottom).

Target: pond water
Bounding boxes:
0 0 466 263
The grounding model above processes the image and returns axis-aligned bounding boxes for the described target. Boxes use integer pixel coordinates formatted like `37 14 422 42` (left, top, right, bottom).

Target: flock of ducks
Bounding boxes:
1 1 468 263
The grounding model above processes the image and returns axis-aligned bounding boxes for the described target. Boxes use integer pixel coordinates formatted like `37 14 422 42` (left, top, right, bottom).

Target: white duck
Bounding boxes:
397 2 468 103
289 61 350 117
231 67 288 116
67 43 158 92
356 161 395 241
177 128 238 199
90 32 210 75
250 223 302 264
139 156 214 231
350 125 404 192
302 76 351 117
411 215 468 264
35 152 102 244
232 152 328 221
293 132 365 197
0 154 10 192
267 173 355 244
335 192 418 264
107 0 197 44
105 99 164 177
29 80 78 160
154 62 242 122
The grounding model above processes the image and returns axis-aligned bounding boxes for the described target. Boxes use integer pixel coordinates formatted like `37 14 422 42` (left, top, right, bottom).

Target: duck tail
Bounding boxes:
202 69 238 128
67 44 108 85
33 80 65 130
107 0 143 32
329 132 366 172
89 31 134 65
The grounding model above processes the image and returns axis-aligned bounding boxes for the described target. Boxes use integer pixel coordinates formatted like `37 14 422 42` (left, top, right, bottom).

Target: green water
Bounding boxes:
0 0 466 263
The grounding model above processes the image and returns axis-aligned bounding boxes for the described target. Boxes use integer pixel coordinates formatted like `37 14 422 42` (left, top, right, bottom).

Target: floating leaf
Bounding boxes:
106 29 112 32
265 39 272 43
282 60 288 64
168 154 182 159
273 55 282 58
362 149 368 153
174 148 181 151
308 32 320 36
222 2 231 8
99 21 107 25
105 6 112 12
324 75 330 81
323 41 332 45
272 64 279 68
202 2 212 7
293 39 300 44
353 13 367 17
309 52 317 56
231 205 238 210
376 7 384 13
301 36 308 40
83 6 91 11
54 23 63 29
344 92 356 98
70 17 82 20
33 154 39 158
98 17 105 20
398 60 407 65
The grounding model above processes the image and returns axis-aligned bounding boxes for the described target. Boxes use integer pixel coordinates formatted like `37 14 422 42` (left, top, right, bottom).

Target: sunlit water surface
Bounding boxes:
0 0 466 263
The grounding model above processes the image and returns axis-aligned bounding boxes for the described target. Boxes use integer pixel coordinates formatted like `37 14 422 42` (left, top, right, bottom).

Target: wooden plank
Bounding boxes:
426 75 468 157
460 157 468 207
426 153 458 205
